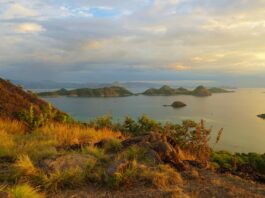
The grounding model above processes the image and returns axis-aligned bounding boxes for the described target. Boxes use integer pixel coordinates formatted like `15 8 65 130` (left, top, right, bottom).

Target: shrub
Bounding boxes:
104 138 122 153
83 146 108 163
118 145 148 162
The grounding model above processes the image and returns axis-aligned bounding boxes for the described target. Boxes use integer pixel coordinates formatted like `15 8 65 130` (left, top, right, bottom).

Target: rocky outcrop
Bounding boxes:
40 154 94 173
121 132 197 171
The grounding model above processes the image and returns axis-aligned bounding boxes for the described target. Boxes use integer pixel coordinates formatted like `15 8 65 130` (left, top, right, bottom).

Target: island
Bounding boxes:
143 85 233 97
257 114 265 119
164 101 187 108
38 86 133 97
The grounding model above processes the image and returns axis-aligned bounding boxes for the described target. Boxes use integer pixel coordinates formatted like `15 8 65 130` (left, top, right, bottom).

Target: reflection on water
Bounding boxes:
43 88 265 153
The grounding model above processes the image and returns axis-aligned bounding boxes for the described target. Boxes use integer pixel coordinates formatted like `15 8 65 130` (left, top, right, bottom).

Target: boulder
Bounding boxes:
107 160 129 176
121 135 149 147
145 149 162 164
40 153 94 173
120 132 199 171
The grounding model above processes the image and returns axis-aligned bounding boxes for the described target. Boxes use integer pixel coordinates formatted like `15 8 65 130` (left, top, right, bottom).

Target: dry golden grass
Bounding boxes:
0 119 26 135
9 183 45 198
143 164 183 189
15 154 38 177
0 129 15 158
39 123 122 147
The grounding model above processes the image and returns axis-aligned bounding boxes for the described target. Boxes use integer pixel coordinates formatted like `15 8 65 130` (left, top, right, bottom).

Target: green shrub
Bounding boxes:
104 138 122 153
83 146 108 163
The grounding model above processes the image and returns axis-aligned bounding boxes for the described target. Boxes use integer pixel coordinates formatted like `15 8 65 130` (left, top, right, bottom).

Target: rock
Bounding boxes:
121 135 148 147
145 149 162 164
120 132 200 171
41 154 94 173
171 101 187 108
94 138 112 148
184 168 200 179
152 141 175 159
107 160 129 176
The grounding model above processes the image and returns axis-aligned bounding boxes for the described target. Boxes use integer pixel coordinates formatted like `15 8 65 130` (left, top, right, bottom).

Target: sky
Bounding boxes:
0 0 265 87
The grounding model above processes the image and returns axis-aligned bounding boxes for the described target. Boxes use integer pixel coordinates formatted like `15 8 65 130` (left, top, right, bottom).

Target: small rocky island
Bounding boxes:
171 101 187 108
38 86 133 97
163 101 187 108
143 85 233 97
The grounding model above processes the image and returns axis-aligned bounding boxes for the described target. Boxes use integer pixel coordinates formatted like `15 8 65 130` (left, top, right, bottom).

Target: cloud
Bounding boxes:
1 3 38 19
16 23 44 33
0 0 265 86
167 63 191 71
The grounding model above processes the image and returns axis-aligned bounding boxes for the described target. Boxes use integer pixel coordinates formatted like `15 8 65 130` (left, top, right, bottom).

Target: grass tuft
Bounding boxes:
9 184 45 198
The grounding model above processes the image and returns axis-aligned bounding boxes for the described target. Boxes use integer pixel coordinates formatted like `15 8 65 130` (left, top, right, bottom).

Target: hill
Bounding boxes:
192 85 212 97
38 86 133 97
0 77 70 127
142 85 232 96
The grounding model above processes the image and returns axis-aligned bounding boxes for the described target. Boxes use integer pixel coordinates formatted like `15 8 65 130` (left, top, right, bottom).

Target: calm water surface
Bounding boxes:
43 88 265 153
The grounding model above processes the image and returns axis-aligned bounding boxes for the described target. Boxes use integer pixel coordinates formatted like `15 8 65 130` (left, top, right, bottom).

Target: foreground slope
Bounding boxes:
0 77 70 125
0 119 265 198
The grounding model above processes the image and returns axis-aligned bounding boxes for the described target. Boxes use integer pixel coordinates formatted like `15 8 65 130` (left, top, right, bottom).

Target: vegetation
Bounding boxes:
192 85 212 97
258 114 265 119
0 77 70 127
38 86 133 97
170 101 187 108
143 85 232 97
0 79 264 197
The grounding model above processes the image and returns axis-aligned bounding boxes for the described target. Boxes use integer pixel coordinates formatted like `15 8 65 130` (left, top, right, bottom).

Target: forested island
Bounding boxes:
38 86 133 97
38 85 233 98
143 85 233 97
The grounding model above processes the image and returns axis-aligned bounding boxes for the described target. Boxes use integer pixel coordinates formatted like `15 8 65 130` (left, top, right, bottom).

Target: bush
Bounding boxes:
104 138 122 153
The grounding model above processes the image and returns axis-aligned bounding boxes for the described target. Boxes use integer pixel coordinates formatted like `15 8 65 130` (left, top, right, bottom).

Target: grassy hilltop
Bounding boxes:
0 78 265 198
